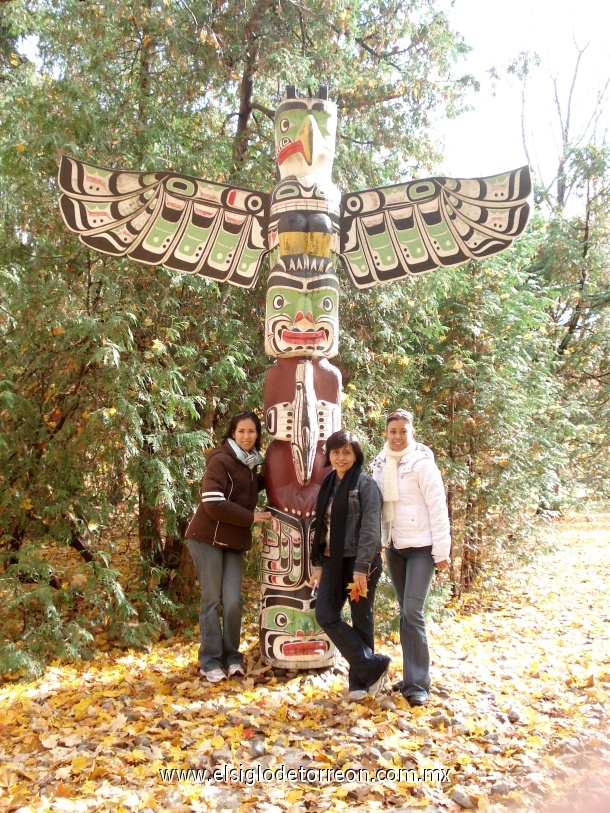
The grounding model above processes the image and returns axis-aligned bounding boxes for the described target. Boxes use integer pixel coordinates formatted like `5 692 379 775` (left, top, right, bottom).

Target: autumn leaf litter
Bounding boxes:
1 514 609 812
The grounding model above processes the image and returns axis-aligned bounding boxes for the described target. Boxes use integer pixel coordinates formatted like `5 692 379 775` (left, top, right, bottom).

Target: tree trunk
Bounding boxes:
162 518 197 600
230 43 259 178
69 525 96 563
167 536 197 601
460 435 480 589
138 0 153 126
446 390 458 595
138 480 164 565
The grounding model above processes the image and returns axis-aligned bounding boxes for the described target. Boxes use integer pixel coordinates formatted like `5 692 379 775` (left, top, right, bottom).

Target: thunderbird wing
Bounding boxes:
339 166 531 288
58 156 269 288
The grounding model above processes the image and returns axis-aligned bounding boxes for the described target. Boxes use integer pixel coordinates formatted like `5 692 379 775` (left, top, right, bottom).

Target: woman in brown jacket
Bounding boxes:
185 412 270 683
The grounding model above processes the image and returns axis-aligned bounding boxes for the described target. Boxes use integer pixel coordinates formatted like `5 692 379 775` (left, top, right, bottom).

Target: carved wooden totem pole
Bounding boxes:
58 85 531 669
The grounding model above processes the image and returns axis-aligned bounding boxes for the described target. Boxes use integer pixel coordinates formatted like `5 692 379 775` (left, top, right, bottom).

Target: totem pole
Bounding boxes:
58 85 531 669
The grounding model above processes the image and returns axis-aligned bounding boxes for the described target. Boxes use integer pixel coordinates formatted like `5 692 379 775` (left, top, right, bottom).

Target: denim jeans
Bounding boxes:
187 540 244 671
315 554 387 691
385 544 435 698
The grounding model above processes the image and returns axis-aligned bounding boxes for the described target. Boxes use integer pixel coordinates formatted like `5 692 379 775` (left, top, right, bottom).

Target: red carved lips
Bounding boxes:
282 329 326 345
282 640 329 657
277 140 305 166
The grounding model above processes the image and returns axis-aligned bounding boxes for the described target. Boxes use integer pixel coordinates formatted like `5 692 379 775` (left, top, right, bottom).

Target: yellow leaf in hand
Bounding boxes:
346 582 368 602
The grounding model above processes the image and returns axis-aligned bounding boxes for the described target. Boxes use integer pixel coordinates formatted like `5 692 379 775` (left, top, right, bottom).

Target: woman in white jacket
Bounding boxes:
371 409 451 706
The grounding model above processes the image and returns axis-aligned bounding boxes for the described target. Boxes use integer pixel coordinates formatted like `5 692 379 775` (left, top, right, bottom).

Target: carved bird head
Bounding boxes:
274 85 337 183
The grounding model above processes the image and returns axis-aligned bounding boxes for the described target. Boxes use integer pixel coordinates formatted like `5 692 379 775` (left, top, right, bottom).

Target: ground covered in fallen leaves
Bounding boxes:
1 513 609 813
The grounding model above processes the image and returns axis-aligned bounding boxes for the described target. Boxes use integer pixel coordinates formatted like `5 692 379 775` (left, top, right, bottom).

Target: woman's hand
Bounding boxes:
352 571 368 595
253 511 272 523
309 567 322 589
435 558 450 571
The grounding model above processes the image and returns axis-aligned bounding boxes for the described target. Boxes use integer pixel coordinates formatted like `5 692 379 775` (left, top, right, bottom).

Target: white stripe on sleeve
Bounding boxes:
201 491 226 503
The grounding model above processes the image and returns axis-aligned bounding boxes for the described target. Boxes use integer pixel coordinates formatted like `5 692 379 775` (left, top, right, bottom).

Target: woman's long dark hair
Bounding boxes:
222 411 263 450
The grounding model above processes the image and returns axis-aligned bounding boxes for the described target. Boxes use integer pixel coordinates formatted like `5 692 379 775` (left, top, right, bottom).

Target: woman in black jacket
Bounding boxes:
185 412 270 683
309 429 390 702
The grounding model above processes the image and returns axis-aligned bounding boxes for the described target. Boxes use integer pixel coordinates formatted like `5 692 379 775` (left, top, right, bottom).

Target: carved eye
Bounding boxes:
322 297 333 313
280 118 290 132
273 295 285 309
346 195 362 213
280 137 290 148
274 613 289 628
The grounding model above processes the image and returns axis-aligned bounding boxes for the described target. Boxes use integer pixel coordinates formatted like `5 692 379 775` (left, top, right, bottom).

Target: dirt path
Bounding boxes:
1 514 609 812
426 512 610 811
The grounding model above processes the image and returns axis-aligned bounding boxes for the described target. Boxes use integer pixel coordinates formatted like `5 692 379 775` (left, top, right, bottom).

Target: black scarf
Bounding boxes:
312 464 362 610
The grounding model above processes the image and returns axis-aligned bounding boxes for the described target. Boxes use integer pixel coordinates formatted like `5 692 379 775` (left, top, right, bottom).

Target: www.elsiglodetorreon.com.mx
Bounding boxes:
159 764 451 786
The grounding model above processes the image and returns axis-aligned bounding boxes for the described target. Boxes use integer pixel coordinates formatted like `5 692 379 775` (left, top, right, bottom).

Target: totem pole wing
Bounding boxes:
58 156 270 288
339 165 531 288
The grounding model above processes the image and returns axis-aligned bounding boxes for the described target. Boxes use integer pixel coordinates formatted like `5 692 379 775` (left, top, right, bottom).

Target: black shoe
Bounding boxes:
407 692 428 707
392 680 404 692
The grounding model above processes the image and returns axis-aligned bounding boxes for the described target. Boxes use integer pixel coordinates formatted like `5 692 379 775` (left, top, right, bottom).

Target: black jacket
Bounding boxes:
311 470 382 574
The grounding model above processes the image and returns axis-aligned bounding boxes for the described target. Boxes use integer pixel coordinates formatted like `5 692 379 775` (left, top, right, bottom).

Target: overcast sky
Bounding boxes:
437 0 610 190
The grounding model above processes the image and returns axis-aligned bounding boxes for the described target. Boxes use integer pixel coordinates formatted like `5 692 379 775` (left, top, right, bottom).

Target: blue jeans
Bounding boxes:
385 545 435 698
187 540 244 671
315 554 387 691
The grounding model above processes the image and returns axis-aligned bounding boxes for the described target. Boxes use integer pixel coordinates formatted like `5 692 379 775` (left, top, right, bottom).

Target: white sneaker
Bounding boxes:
348 689 368 702
368 657 391 697
201 667 226 683
228 663 245 677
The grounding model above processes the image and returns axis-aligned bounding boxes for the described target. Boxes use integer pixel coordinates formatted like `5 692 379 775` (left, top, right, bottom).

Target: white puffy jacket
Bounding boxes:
371 443 451 563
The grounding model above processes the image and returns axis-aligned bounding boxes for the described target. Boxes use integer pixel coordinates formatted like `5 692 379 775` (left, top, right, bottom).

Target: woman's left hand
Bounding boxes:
309 567 323 589
435 558 451 571
253 511 272 523
353 571 368 595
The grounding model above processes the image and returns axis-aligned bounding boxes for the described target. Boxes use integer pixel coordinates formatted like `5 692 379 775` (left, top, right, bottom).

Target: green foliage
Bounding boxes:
1 0 608 677
1 0 475 676
530 128 610 498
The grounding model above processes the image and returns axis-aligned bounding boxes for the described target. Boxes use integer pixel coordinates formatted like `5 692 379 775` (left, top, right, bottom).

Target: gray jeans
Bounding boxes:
187 540 244 671
385 544 435 698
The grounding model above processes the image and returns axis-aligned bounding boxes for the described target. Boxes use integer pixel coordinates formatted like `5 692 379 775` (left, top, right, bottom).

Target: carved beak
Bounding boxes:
297 116 314 165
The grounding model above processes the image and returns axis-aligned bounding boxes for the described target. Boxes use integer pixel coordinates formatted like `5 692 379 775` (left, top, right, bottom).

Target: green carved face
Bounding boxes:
260 606 323 637
274 98 337 181
264 282 338 358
